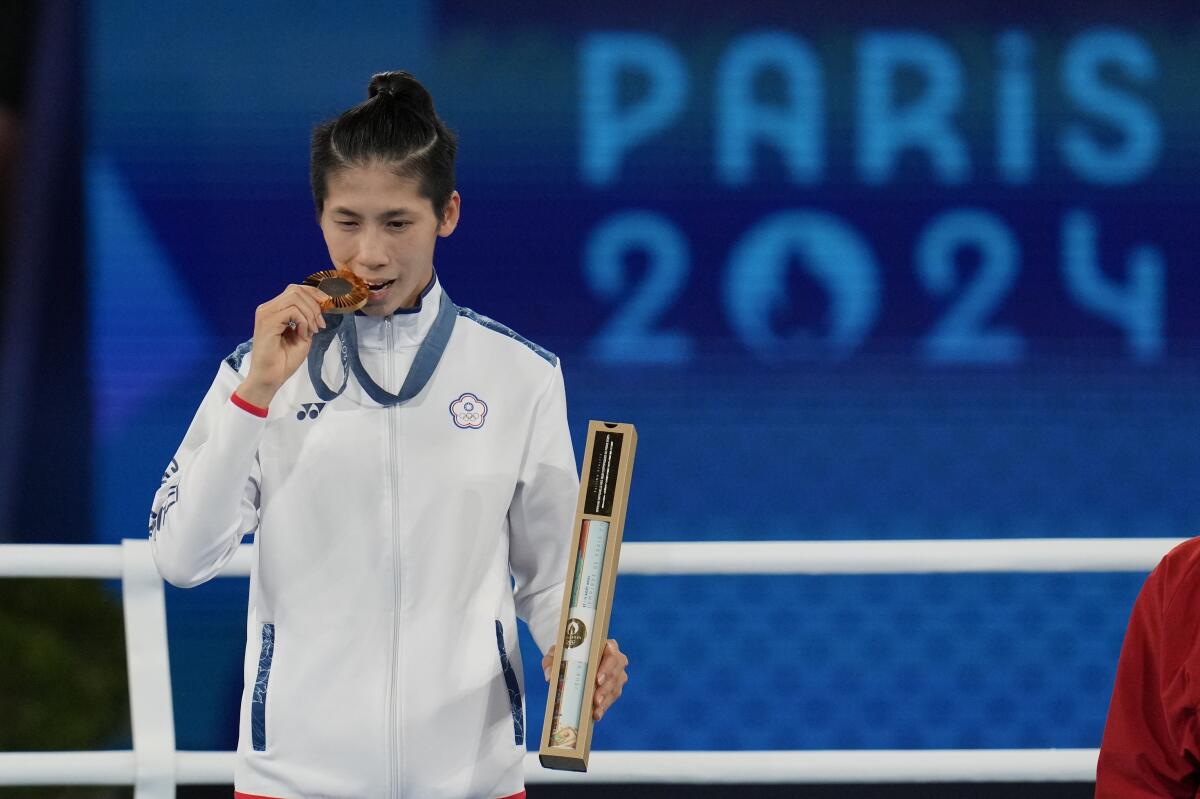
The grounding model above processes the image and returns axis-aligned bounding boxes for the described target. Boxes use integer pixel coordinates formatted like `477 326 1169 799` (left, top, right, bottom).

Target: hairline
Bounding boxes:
313 153 451 220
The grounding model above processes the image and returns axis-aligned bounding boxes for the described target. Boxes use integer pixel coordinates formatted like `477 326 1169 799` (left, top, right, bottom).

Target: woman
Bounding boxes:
149 71 628 799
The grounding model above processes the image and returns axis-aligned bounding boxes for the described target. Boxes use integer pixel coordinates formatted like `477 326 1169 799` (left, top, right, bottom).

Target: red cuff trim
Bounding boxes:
230 391 269 418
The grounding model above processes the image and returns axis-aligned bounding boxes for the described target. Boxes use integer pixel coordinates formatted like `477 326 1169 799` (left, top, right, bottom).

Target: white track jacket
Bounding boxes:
149 277 577 799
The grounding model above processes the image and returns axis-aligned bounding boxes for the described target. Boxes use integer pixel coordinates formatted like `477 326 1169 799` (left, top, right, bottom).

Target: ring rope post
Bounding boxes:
121 539 177 798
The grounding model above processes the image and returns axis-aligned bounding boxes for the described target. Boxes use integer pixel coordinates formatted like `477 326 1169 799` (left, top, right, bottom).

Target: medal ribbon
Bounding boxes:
306 289 458 406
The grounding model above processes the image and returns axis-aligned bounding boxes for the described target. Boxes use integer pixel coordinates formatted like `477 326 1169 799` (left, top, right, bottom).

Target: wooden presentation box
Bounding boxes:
538 420 637 772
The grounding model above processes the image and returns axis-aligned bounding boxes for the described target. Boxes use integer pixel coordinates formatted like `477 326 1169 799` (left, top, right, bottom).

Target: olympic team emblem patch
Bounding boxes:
449 393 488 429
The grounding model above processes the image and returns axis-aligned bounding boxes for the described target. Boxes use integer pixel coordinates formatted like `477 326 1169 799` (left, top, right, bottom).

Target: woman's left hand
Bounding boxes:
542 638 630 722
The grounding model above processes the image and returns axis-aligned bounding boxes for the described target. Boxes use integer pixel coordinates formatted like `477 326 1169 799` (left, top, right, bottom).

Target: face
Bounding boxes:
319 162 460 316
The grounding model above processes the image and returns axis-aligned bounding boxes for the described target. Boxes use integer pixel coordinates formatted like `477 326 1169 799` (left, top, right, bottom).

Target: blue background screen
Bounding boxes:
88 1 1200 751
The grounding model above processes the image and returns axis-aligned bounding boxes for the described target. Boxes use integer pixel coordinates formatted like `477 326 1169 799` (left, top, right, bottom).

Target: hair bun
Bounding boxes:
367 70 436 116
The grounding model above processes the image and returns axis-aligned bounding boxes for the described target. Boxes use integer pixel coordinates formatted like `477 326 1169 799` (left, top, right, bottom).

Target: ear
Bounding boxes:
437 191 461 237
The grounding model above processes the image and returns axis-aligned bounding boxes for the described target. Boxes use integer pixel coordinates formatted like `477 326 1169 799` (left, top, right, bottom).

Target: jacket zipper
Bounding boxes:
386 317 403 798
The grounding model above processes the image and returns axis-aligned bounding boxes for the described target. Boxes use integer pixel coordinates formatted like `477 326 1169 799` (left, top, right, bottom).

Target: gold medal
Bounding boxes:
303 269 369 313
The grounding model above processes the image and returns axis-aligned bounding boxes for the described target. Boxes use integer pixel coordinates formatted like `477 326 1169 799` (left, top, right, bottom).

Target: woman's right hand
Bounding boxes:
235 284 330 408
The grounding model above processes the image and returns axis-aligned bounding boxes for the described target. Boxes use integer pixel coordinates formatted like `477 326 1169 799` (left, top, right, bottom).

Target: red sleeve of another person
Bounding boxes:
1097 537 1200 797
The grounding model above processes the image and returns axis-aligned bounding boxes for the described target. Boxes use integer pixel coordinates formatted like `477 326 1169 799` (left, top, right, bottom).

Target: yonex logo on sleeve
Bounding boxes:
449 393 488 429
296 402 327 421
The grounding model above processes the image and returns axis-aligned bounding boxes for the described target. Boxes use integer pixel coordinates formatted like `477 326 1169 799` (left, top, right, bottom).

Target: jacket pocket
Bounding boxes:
252 622 275 752
494 620 524 745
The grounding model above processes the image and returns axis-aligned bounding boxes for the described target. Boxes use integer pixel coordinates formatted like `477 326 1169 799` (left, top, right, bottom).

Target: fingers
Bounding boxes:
261 303 318 340
593 673 627 720
264 285 328 326
596 639 628 685
287 284 330 321
544 639 631 718
256 285 330 340
592 639 629 721
284 285 327 333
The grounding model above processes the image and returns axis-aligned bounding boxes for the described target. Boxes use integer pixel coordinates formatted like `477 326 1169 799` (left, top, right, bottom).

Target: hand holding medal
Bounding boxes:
285 269 370 331
235 269 368 410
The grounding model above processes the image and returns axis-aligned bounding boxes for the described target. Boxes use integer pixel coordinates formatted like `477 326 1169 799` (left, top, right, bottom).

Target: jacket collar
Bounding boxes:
352 272 442 350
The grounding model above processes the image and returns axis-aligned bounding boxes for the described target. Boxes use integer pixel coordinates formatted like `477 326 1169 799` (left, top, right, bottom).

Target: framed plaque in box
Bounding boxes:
538 420 637 772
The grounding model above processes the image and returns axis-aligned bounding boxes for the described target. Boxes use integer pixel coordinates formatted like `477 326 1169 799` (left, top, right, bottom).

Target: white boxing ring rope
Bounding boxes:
0 537 1185 794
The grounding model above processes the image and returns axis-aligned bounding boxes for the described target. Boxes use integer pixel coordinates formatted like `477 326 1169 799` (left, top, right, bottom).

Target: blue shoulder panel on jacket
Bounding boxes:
456 307 558 367
224 338 253 373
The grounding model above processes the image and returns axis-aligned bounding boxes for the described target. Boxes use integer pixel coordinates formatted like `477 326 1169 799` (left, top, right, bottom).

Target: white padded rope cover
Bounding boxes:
0 538 1181 788
0 537 1185 579
0 749 1101 785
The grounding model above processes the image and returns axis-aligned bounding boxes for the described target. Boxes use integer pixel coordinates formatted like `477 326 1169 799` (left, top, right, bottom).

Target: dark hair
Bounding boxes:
310 71 458 220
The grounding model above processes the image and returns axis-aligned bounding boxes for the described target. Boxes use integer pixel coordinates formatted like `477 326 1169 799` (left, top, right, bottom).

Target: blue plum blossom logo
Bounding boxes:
449 393 488 429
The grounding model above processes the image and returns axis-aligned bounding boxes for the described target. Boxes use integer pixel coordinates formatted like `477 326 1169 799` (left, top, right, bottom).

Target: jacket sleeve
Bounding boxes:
149 359 266 588
1096 540 1200 797
507 360 579 655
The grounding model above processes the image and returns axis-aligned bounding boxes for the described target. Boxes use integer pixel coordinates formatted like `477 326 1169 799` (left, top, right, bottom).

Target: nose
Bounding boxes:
353 227 388 272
